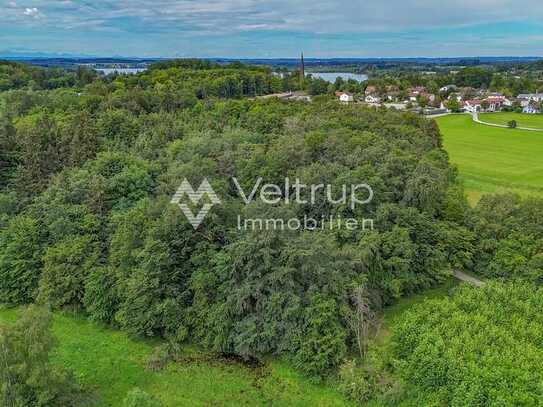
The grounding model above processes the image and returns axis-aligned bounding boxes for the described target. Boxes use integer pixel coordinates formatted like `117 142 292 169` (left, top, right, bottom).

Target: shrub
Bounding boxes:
338 360 373 402
145 342 181 372
338 357 405 404
0 306 82 406
122 388 162 407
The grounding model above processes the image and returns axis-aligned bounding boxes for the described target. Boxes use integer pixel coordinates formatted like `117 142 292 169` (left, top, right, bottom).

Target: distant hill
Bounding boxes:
2 55 542 69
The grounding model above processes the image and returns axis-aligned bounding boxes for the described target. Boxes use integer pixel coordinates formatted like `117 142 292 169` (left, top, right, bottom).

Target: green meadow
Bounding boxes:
480 112 543 128
436 114 543 203
0 308 352 407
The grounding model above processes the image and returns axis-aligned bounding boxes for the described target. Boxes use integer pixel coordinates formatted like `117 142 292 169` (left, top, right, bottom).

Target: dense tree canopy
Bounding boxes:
393 282 543 405
0 60 541 396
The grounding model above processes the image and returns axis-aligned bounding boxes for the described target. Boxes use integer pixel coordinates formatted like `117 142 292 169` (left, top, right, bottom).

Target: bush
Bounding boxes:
145 342 181 372
0 306 82 406
122 388 162 407
338 357 405 404
338 360 373 402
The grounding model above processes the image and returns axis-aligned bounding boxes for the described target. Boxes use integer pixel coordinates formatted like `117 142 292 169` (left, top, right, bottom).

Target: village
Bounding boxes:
335 85 543 115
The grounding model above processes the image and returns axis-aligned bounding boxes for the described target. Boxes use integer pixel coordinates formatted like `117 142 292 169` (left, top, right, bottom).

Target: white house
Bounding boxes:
339 92 354 103
523 104 540 114
518 98 531 108
464 100 483 113
365 95 381 104
518 93 543 102
384 103 407 110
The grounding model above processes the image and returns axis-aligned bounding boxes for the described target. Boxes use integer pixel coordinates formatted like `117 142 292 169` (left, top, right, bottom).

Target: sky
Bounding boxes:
1 0 543 58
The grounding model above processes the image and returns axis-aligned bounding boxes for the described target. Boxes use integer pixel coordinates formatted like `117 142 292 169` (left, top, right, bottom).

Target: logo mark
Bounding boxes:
171 178 221 229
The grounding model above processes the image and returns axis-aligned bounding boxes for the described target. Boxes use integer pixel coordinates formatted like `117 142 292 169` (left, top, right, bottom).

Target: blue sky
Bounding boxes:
1 0 543 57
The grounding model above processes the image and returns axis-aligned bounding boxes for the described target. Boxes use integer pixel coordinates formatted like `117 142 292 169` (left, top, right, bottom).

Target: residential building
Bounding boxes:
523 105 540 114
365 85 377 95
365 95 381 104
464 99 483 113
517 93 543 102
384 103 407 110
485 96 511 112
338 92 354 103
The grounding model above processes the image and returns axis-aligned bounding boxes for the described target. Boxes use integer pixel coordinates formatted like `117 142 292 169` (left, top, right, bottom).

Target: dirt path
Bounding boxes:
453 270 485 287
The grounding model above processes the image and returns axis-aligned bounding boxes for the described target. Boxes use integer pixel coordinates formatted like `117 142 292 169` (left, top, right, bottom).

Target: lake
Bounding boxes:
307 72 368 82
95 68 147 75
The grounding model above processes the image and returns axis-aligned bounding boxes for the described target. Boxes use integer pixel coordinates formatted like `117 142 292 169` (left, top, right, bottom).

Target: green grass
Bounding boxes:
480 112 543 129
381 279 459 327
436 114 543 203
0 307 352 407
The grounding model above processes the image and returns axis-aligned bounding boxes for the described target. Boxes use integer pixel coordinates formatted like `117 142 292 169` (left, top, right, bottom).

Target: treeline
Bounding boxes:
470 194 543 280
0 61 97 91
363 66 543 98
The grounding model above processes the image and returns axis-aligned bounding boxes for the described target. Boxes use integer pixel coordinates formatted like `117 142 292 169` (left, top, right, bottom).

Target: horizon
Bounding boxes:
2 54 543 61
2 1 543 58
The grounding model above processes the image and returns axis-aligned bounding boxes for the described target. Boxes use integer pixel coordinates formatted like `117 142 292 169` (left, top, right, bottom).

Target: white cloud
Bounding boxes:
2 0 542 34
23 7 42 18
103 0 543 33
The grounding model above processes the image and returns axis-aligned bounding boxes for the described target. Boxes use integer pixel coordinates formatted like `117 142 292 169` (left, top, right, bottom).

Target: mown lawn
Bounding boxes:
436 114 543 203
0 307 352 407
480 112 543 128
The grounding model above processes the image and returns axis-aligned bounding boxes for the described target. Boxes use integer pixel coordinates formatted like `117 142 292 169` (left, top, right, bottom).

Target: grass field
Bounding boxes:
480 112 543 129
436 114 543 203
0 307 352 407
0 282 468 407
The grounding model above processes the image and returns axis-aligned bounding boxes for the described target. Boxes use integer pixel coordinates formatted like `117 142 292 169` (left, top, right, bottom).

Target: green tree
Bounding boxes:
293 294 347 377
455 67 493 88
38 236 99 309
0 306 81 406
14 112 63 196
0 117 18 188
0 216 44 305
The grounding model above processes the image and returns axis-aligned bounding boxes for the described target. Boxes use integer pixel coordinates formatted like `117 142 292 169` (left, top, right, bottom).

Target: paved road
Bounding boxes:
453 270 485 287
472 112 543 132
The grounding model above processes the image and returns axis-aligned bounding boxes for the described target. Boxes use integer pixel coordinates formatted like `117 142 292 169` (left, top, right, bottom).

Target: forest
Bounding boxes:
1 59 543 406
